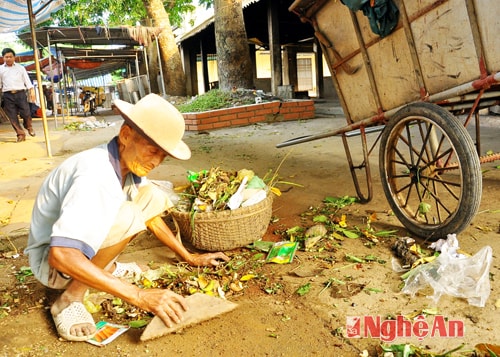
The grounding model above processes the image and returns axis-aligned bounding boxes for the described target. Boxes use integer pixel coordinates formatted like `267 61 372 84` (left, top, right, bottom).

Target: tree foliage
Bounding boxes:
50 0 197 27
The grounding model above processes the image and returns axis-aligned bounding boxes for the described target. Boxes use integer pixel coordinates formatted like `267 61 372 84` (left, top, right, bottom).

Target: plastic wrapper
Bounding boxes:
150 180 180 206
401 235 492 307
86 321 129 346
266 241 298 264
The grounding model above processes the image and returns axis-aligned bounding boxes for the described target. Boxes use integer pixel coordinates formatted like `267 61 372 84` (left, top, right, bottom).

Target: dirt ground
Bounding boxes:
0 106 499 356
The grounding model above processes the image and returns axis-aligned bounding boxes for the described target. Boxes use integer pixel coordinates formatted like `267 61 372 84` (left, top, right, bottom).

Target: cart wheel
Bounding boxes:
379 102 481 239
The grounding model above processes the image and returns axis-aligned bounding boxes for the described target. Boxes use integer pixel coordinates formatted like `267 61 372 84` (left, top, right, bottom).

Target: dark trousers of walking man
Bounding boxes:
2 90 34 142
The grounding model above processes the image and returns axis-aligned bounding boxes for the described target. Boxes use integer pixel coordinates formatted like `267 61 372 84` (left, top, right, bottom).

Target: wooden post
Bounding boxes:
267 0 282 96
200 39 210 93
315 39 324 98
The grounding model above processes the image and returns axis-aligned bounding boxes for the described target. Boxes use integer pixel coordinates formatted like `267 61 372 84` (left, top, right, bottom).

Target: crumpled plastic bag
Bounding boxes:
150 180 180 206
401 234 492 307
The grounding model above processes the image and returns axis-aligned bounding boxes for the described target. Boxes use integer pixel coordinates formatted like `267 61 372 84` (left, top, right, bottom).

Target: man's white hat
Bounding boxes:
113 94 191 160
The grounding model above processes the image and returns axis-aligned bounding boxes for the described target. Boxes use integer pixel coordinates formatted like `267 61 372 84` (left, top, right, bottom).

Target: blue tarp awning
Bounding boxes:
0 0 65 33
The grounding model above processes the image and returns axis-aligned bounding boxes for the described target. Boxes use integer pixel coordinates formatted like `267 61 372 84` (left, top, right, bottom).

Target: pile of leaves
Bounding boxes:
0 195 395 325
175 167 277 213
63 119 111 131
84 249 269 326
176 167 242 212
275 196 398 252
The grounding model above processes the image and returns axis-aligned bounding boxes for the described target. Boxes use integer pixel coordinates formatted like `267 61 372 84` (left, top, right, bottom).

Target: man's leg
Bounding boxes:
2 93 25 141
49 185 168 340
48 197 149 340
50 237 133 339
17 94 35 136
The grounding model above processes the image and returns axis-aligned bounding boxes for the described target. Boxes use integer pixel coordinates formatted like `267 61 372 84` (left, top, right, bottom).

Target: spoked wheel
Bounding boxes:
379 102 482 239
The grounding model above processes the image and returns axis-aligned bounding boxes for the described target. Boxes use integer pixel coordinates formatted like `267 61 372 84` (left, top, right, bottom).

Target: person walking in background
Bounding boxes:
42 84 54 111
0 47 36 142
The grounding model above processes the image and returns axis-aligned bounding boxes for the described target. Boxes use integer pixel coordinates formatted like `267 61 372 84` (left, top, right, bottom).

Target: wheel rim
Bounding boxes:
385 116 463 227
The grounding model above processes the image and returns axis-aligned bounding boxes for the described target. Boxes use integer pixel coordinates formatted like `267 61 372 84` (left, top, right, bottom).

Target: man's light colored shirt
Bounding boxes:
0 62 34 91
25 138 145 285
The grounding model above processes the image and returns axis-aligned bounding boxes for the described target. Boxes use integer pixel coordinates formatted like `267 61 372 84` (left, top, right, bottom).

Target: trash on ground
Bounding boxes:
401 234 493 307
475 343 500 356
391 237 438 271
378 342 465 357
247 240 274 252
304 224 328 250
266 241 298 264
64 119 114 131
296 282 311 296
86 321 129 346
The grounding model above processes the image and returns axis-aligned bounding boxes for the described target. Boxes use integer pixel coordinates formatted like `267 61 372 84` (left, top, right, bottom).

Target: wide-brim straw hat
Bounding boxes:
113 93 191 160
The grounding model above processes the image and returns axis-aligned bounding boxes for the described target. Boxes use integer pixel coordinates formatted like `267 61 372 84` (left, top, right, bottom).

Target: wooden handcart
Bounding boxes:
279 0 500 239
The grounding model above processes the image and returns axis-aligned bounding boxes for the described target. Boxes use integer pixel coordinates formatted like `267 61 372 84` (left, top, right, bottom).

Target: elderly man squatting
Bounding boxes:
25 93 229 341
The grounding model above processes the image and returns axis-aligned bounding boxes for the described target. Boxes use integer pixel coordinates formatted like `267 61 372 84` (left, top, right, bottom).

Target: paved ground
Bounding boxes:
0 102 343 247
0 102 498 247
0 109 121 245
1 102 500 355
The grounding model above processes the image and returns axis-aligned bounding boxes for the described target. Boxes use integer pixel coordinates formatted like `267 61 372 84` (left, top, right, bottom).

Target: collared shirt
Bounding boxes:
25 137 145 286
0 62 34 92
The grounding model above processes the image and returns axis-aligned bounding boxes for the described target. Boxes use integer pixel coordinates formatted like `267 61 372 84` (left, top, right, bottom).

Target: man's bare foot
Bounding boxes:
51 296 96 341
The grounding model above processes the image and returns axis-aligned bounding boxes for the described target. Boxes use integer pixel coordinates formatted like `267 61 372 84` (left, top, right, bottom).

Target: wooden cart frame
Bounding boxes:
279 0 500 239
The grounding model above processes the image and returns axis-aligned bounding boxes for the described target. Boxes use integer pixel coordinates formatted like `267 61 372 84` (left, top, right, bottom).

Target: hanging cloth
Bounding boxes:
341 0 399 38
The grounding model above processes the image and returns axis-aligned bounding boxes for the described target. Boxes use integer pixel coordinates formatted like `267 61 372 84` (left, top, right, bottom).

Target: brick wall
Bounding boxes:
182 99 315 132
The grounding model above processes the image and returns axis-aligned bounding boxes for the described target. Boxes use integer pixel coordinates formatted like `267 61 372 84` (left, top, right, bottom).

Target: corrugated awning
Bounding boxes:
18 26 161 82
18 26 161 47
0 0 65 33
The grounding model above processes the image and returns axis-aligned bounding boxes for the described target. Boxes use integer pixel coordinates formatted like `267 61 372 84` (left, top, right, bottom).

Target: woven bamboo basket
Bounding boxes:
170 193 273 251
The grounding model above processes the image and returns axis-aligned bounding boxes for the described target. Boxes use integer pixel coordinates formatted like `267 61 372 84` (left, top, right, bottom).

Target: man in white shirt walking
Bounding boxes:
0 47 36 142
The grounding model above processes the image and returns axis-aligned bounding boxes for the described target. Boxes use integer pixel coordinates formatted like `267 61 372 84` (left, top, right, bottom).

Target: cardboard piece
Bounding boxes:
140 293 238 341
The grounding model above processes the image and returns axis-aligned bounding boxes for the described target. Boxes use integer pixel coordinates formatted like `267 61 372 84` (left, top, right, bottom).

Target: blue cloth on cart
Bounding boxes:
341 0 399 38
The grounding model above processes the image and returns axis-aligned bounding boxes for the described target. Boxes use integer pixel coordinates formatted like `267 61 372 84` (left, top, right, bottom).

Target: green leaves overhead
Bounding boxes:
50 0 198 27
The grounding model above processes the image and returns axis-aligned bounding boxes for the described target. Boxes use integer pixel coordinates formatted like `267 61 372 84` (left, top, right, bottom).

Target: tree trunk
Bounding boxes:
145 42 160 94
214 0 254 91
143 0 186 96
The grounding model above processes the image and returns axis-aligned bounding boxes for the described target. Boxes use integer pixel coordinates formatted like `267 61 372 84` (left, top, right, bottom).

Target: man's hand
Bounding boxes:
147 215 230 268
188 252 230 267
137 289 188 328
28 88 36 103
